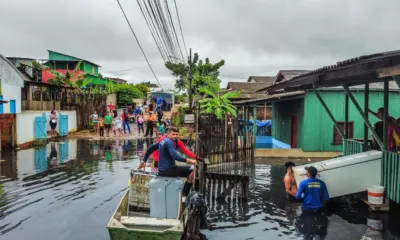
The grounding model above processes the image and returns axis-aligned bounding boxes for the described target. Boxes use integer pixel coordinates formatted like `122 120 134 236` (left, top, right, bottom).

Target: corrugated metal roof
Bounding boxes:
247 76 275 83
291 50 400 81
323 81 399 90
226 82 271 93
265 50 400 91
232 91 305 105
47 50 101 67
279 70 310 81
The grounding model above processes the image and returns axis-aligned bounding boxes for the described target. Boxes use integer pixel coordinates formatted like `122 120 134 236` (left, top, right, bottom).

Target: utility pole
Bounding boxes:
188 48 193 111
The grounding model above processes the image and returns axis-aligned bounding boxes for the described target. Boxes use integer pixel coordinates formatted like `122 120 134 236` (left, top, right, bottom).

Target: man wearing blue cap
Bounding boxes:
295 166 329 212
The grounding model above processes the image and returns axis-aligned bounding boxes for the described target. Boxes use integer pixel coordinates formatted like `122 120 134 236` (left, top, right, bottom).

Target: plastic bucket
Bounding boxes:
367 218 383 231
367 185 385 205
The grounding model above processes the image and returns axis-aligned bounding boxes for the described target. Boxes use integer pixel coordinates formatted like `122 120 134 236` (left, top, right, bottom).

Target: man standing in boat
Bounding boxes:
140 127 198 196
295 166 329 212
284 161 297 201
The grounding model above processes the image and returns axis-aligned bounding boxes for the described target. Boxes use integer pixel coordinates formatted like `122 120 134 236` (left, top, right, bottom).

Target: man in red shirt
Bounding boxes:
145 128 199 168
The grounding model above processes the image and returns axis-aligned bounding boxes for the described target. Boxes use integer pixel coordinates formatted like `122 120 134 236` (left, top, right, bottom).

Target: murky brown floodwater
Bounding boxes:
0 139 399 240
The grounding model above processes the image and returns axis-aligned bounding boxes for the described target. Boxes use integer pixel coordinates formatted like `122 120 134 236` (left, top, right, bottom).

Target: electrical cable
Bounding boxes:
115 0 163 90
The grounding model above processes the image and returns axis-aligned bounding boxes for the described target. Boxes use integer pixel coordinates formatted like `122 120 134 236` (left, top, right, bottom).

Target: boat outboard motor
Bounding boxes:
182 191 208 240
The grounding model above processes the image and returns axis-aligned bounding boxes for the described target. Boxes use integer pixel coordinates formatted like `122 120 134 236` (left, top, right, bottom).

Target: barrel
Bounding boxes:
367 185 385 205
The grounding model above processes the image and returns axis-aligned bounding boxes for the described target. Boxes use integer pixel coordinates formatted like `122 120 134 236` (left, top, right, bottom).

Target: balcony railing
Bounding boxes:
22 100 60 111
343 139 364 156
382 151 400 204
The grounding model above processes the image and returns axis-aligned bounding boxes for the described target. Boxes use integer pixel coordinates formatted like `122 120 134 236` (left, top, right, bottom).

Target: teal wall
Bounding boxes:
49 51 80 61
82 62 99 75
48 51 99 75
272 98 304 148
302 90 400 152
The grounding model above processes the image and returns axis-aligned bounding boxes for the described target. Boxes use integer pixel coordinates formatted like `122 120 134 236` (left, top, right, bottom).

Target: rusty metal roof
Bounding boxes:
226 82 271 93
265 50 400 92
232 91 305 105
247 76 275 83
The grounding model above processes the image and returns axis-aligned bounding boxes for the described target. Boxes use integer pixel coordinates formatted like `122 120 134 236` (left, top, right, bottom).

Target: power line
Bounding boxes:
173 0 188 57
115 0 163 90
137 0 167 62
149 0 176 62
164 0 184 60
142 0 172 62
105 64 165 73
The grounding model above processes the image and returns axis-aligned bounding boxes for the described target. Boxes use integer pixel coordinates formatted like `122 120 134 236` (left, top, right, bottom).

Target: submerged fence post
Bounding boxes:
252 105 257 158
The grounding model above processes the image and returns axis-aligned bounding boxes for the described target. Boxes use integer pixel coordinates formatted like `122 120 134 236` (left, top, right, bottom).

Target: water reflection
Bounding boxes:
0 141 400 240
0 139 141 239
203 164 400 240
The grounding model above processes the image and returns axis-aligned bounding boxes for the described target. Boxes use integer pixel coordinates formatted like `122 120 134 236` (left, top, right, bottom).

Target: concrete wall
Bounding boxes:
106 93 117 106
17 140 78 174
16 110 77 145
0 55 24 114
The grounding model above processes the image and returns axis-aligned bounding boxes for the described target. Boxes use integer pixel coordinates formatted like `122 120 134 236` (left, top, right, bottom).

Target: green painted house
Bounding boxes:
272 83 400 152
43 50 110 85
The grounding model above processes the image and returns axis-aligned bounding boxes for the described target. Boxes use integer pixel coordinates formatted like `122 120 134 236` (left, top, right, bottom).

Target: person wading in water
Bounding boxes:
284 161 297 201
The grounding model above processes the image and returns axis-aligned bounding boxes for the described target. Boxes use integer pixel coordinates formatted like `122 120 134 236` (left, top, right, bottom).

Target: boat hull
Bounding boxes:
107 189 184 240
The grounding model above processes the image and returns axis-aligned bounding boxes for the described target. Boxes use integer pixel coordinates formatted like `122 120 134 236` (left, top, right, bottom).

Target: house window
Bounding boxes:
333 122 354 144
92 67 94 74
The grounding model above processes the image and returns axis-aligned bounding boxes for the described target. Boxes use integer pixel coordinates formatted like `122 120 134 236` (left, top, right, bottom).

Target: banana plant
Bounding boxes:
198 87 240 120
47 61 86 88
105 80 116 94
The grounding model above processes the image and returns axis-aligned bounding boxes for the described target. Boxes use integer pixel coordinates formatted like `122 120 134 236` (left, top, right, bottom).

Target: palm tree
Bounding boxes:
198 87 240 120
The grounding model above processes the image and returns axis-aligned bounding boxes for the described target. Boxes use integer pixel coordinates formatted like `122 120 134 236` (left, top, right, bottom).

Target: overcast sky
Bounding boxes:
1 0 400 89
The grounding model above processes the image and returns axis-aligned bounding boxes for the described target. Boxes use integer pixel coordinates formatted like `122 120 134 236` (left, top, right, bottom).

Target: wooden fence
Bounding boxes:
196 112 254 200
22 100 60 111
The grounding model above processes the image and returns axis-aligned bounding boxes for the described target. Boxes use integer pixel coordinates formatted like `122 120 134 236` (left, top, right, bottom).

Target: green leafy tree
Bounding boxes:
115 84 144 106
174 93 186 104
165 53 225 94
198 87 240 120
134 82 150 96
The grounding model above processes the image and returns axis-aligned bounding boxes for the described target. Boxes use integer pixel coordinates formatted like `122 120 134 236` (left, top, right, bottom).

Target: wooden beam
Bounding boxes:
383 80 389 151
343 85 384 149
345 94 349 139
236 107 239 137
253 105 257 144
377 64 400 78
266 54 400 92
263 103 267 120
364 84 369 151
314 89 345 139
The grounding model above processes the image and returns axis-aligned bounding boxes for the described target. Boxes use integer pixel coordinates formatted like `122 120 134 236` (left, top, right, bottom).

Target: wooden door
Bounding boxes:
290 115 298 148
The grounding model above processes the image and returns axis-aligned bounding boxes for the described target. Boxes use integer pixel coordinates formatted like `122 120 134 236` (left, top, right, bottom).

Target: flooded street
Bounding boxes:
0 139 399 240
0 139 140 240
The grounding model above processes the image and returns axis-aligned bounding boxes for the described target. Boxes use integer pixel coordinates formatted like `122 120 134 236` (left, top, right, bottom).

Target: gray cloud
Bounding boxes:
1 0 400 88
